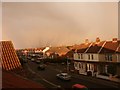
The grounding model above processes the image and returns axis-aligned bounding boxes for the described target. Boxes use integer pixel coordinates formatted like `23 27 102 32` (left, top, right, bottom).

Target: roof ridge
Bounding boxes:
98 41 106 54
84 42 93 53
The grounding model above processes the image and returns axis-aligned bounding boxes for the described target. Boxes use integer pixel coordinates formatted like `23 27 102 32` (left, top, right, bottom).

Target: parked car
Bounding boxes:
27 56 31 60
61 62 65 65
31 58 35 62
35 60 41 64
72 84 88 90
22 58 28 63
37 64 45 70
56 73 71 81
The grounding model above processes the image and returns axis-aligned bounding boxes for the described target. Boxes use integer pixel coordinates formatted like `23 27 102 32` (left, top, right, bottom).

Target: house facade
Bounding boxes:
73 38 120 80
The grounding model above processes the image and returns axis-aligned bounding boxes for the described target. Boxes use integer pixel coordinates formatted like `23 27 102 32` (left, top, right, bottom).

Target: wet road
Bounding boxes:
26 60 118 89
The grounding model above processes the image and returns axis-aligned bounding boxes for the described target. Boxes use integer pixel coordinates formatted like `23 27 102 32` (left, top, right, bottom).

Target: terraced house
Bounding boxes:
73 38 120 82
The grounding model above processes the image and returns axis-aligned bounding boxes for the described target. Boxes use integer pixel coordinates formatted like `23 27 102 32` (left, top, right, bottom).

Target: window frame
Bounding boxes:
91 54 94 60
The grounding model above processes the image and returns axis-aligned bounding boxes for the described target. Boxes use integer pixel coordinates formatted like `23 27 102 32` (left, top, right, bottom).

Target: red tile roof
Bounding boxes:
2 71 44 88
71 44 82 50
100 41 120 53
104 41 119 51
0 41 22 70
46 46 70 56
76 39 120 54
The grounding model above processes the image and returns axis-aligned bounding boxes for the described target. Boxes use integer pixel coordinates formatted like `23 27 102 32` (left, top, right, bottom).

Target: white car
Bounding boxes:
56 73 71 81
36 60 41 64
31 58 35 62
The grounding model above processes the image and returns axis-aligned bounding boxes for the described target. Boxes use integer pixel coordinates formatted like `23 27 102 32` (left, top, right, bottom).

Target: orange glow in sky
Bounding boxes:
2 2 118 49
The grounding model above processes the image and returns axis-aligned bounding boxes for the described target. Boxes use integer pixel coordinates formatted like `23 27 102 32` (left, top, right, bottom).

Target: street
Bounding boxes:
26 60 119 89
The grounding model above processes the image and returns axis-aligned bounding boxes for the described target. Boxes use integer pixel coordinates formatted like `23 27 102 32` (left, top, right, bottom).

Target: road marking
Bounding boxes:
26 64 61 88
26 64 35 74
42 78 61 88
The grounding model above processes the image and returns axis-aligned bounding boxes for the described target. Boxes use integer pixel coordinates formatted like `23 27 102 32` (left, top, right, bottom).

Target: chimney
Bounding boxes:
112 38 117 42
96 37 100 42
85 39 89 44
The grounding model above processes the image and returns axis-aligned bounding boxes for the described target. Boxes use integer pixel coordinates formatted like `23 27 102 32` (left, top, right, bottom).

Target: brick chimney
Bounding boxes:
96 37 100 42
112 38 117 42
95 37 100 44
85 39 89 44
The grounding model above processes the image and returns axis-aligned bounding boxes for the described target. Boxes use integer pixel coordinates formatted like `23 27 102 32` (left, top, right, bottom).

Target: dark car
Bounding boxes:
56 73 71 81
37 64 45 70
23 59 28 63
27 56 31 60
72 84 88 90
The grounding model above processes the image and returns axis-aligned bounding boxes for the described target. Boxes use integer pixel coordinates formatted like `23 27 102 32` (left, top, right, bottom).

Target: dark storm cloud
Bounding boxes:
2 2 118 49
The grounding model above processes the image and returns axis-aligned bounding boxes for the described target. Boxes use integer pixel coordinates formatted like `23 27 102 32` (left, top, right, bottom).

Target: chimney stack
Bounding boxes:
112 38 117 42
95 37 100 44
85 39 89 44
96 37 100 42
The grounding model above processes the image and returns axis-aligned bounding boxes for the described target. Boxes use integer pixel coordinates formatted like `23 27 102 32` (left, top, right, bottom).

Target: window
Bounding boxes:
105 54 112 61
105 54 108 60
74 62 77 67
81 64 83 69
88 54 90 60
79 63 81 68
87 64 90 71
81 54 83 59
91 54 94 60
78 54 80 59
105 65 108 74
109 55 112 61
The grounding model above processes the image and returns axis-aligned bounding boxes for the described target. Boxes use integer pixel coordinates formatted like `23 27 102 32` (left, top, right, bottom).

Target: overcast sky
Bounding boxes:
2 2 118 49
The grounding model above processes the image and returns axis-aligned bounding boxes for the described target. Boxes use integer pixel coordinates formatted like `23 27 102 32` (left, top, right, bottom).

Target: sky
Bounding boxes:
2 2 118 49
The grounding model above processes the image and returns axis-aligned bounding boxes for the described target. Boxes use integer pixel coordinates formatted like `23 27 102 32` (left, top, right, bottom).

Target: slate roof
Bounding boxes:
77 43 92 53
65 49 75 58
86 41 105 53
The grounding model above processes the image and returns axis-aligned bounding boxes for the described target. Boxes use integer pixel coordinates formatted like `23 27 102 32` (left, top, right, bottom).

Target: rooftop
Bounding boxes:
2 71 44 88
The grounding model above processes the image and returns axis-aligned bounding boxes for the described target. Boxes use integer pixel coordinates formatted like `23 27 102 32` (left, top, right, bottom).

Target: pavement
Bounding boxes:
70 72 120 88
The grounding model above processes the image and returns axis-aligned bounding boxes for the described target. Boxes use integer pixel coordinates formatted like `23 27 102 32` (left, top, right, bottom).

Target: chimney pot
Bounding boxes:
85 39 89 44
96 37 100 42
112 38 117 42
